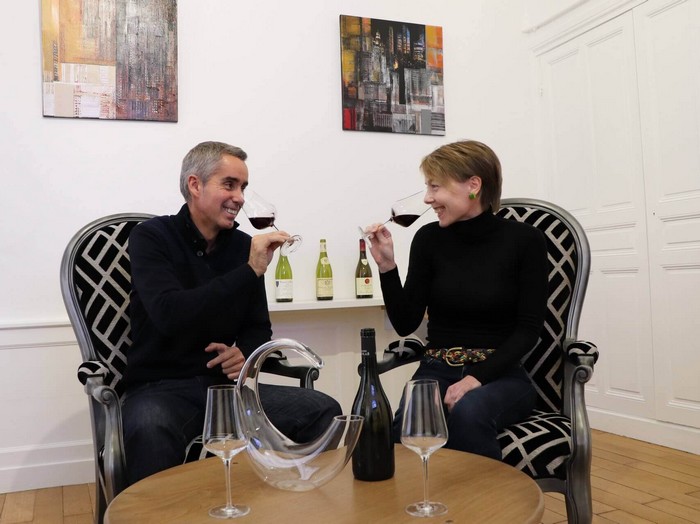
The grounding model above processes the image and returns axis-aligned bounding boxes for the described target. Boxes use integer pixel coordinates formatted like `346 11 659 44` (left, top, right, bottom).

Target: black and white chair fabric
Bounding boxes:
60 213 319 524
378 199 599 524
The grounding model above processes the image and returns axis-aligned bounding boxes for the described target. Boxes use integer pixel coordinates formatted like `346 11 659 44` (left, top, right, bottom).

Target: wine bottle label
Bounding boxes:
360 259 369 266
356 277 373 297
316 278 333 298
275 279 293 300
320 257 330 266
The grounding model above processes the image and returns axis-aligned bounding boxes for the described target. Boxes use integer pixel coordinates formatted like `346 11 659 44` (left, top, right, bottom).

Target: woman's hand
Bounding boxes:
205 343 246 380
444 375 482 412
363 223 397 273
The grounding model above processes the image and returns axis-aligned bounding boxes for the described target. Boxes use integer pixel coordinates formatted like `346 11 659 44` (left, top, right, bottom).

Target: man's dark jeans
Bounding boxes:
122 376 341 485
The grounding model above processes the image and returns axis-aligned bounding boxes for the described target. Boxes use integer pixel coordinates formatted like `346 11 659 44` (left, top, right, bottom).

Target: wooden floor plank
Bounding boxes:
631 461 700 488
595 509 658 523
61 485 91 518
591 474 660 504
592 488 694 524
32 488 62 524
646 498 700 522
0 491 35 524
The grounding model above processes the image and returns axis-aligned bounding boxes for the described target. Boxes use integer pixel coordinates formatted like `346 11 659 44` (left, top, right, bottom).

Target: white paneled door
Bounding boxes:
538 12 656 418
634 0 700 428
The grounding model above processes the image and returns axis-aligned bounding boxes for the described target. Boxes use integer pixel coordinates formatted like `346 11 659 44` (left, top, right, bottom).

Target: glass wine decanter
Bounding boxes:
242 189 302 256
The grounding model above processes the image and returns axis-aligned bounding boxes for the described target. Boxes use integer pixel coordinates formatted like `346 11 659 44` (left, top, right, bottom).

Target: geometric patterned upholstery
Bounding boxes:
498 409 572 479
72 219 143 394
494 203 596 482
495 204 576 412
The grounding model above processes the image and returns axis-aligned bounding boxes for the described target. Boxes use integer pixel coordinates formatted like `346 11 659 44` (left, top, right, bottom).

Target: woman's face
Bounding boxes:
424 175 483 227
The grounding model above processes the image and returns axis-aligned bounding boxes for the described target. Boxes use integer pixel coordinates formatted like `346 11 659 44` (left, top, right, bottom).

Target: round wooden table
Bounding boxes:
105 446 543 523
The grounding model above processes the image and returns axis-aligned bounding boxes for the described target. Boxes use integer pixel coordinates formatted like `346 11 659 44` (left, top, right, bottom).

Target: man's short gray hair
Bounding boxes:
179 141 247 201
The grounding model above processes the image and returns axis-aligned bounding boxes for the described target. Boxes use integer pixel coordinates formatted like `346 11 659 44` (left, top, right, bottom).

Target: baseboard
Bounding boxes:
0 440 95 494
589 408 700 455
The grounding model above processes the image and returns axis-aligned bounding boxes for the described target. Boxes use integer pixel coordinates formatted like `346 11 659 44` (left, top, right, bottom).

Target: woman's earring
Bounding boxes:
469 192 477 200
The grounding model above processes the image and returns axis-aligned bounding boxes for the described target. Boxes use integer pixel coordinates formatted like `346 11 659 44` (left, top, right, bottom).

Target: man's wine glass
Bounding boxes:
242 189 302 256
203 385 250 519
359 190 431 246
400 379 448 518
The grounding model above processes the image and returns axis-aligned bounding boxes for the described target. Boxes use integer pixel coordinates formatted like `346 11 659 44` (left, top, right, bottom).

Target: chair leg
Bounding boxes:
564 477 592 524
94 479 107 524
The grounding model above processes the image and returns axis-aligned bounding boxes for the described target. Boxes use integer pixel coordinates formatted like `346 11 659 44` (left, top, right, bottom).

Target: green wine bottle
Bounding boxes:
316 239 333 300
355 238 373 299
275 253 293 302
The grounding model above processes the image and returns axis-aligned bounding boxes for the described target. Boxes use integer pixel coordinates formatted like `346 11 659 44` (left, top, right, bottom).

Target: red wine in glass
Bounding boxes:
359 190 430 246
243 190 302 255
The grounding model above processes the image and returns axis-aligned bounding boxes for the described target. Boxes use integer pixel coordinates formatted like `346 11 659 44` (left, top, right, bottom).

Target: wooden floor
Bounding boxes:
1 430 698 523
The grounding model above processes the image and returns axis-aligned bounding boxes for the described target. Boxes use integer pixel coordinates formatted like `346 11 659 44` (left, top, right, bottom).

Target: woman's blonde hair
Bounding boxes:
420 140 502 212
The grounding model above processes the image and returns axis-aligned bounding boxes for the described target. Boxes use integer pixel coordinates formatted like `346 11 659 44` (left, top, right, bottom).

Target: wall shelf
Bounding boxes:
269 298 384 312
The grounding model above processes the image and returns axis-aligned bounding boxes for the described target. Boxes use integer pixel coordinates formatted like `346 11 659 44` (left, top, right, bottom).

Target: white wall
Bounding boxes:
0 1 542 492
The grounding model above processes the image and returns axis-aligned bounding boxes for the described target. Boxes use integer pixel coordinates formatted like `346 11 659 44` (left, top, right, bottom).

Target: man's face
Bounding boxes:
189 154 249 237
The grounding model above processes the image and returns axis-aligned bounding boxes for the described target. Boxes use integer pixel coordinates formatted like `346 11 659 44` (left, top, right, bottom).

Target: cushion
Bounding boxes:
498 409 571 479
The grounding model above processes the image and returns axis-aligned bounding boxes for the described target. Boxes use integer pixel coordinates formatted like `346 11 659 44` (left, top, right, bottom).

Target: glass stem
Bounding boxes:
421 455 430 507
222 457 233 509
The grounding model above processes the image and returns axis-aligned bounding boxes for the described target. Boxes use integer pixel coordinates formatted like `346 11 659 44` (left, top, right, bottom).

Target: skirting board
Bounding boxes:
0 440 94 494
589 408 700 455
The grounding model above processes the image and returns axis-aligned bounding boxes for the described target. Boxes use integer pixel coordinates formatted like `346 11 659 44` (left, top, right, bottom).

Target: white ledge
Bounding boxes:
268 298 384 312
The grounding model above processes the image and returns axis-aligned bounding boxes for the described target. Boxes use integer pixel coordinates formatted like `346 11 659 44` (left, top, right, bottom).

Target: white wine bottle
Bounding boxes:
315 238 333 300
355 238 373 299
274 253 293 303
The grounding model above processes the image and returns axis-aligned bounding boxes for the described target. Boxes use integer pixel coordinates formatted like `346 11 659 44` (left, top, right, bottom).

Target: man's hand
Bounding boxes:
205 343 246 380
444 375 482 412
248 231 290 276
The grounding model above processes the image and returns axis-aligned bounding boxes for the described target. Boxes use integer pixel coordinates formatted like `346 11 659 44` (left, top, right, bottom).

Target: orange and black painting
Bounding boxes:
41 0 178 122
340 15 444 135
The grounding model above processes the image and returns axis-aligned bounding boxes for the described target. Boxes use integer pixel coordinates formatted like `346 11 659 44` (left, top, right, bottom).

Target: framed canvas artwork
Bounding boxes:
340 15 444 135
41 0 178 122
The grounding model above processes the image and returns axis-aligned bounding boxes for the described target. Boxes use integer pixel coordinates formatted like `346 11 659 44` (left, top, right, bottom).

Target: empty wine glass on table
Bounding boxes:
243 189 302 255
203 385 250 519
358 190 430 247
400 379 448 518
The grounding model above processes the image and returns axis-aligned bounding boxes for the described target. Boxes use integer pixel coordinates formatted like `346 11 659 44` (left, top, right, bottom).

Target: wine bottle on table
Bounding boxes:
355 238 373 299
352 328 395 481
274 253 293 303
315 238 333 301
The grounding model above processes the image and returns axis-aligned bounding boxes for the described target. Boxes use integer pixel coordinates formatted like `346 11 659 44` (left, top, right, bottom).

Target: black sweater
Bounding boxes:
380 210 548 384
124 205 271 385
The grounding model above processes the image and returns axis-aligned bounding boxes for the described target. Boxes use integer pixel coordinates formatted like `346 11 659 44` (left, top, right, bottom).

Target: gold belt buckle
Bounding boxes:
444 347 464 367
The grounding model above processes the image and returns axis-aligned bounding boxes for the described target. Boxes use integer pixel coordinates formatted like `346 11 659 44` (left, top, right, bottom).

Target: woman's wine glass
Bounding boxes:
400 379 448 518
359 190 431 246
203 385 250 519
242 189 302 255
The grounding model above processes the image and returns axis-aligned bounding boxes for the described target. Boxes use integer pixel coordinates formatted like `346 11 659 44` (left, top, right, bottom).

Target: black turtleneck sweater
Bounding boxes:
380 211 548 385
124 204 271 385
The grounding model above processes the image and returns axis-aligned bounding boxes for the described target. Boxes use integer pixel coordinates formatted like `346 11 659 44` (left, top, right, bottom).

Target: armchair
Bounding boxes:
60 213 318 524
377 198 599 524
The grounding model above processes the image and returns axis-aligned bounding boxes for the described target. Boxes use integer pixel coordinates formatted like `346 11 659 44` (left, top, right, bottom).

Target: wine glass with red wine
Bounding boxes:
359 190 430 246
243 189 302 255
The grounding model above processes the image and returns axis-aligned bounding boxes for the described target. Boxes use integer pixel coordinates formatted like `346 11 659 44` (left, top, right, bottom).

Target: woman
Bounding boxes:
364 140 548 459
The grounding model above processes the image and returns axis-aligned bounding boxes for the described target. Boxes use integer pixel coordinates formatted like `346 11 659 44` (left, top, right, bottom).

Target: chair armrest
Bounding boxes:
566 340 599 365
261 351 319 389
79 370 128 503
372 337 424 375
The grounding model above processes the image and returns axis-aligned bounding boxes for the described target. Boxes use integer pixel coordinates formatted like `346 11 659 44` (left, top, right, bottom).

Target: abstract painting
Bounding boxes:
41 0 178 121
339 15 444 135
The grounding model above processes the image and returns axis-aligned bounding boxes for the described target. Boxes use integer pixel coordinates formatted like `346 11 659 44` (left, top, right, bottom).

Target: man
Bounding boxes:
122 141 341 484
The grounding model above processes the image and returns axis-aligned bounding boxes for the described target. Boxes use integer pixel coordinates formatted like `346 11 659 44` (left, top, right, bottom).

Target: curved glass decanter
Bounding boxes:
236 338 363 491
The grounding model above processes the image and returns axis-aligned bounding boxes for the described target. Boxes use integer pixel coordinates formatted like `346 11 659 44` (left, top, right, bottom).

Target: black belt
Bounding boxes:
424 347 495 366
